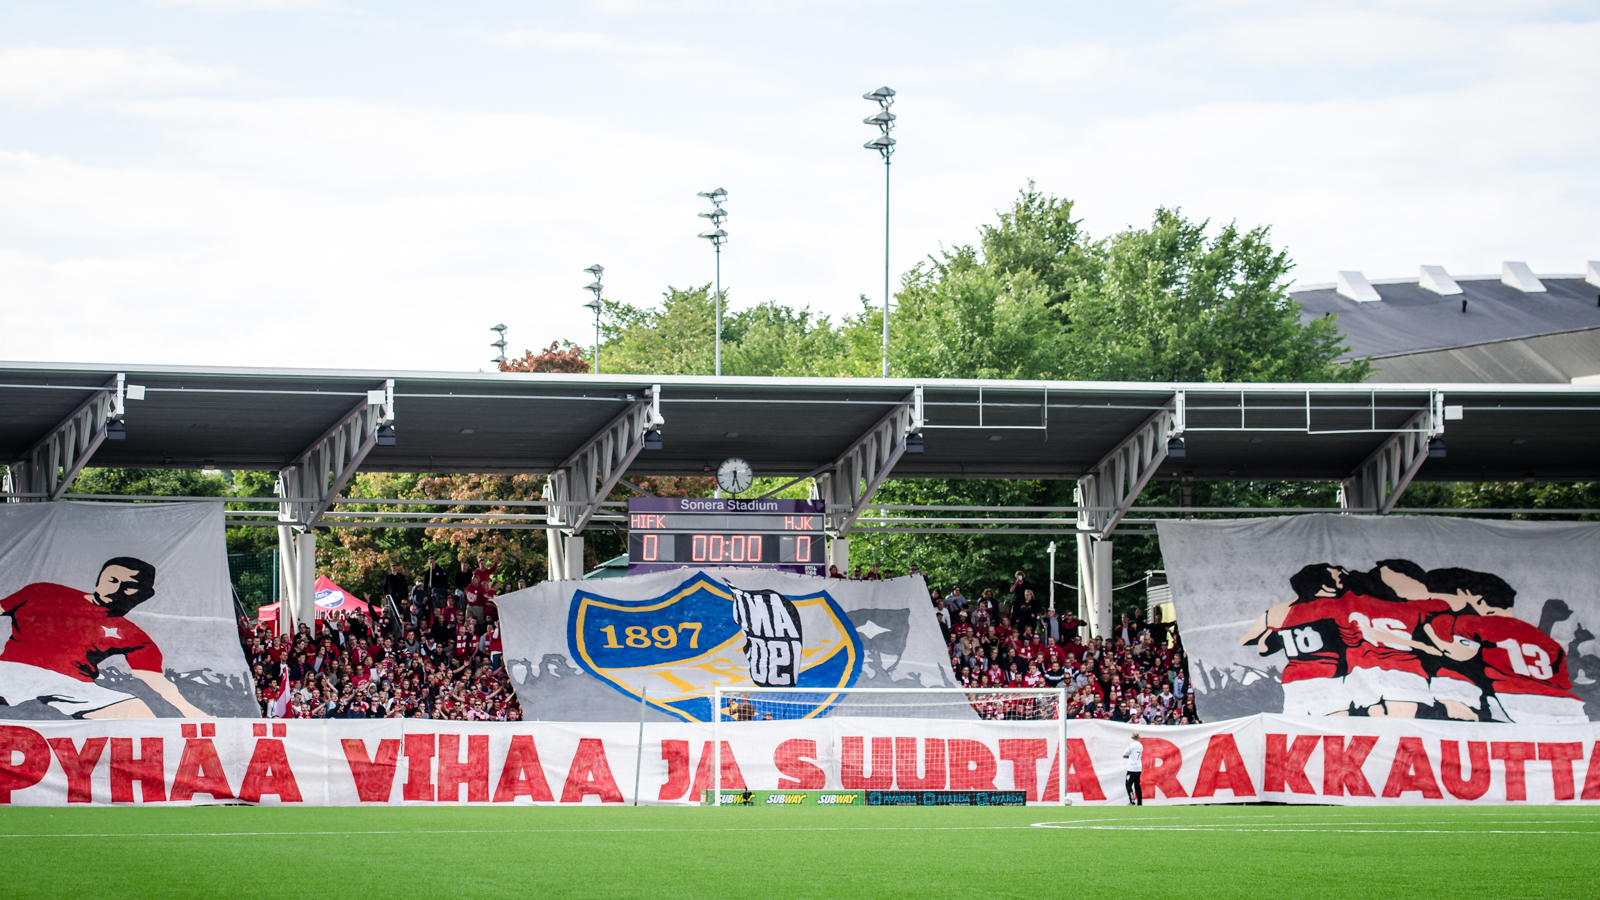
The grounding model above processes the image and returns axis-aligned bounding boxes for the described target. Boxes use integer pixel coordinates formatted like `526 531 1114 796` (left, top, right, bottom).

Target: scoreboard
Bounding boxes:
626 497 827 575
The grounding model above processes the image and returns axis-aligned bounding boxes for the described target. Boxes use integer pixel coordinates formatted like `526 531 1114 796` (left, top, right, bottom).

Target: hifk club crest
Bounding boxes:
567 573 862 722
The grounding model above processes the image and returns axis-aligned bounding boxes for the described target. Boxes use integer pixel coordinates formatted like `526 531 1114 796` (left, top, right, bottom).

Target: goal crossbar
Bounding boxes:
710 685 1069 807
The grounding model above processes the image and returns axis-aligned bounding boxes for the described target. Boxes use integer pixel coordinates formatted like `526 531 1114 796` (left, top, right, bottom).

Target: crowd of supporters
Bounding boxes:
242 556 521 720
926 570 1200 725
242 556 1195 725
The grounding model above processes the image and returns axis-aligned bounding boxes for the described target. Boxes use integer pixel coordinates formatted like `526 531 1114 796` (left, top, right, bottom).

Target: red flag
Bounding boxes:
271 663 292 718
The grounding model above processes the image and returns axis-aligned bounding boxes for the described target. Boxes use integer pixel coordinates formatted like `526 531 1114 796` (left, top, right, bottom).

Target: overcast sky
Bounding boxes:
2 1 1596 371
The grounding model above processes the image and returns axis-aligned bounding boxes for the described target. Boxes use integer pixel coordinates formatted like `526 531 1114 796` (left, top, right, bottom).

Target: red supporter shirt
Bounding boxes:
0 582 163 682
1430 613 1579 699
1282 592 1446 679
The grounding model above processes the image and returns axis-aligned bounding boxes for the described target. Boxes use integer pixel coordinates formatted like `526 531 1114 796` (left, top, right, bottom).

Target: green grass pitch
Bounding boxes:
2 804 1597 900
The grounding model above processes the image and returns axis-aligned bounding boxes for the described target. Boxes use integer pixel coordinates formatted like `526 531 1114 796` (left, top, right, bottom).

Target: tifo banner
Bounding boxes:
0 502 256 719
1158 515 1600 723
2 715 1599 806
496 569 957 721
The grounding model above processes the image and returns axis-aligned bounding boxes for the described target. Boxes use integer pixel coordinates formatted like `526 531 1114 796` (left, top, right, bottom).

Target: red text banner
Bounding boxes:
1 715 1598 806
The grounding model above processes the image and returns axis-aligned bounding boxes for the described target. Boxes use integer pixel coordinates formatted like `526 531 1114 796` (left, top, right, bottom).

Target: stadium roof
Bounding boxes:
4 361 1599 485
1292 272 1600 363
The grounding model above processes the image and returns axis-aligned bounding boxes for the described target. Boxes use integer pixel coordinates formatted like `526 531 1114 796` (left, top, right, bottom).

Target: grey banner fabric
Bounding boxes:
0 502 257 718
1158 515 1600 723
497 567 958 722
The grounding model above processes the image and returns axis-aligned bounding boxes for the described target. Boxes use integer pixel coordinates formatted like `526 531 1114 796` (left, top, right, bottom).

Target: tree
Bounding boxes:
1060 207 1367 382
862 187 1367 383
501 341 590 374
597 286 719 376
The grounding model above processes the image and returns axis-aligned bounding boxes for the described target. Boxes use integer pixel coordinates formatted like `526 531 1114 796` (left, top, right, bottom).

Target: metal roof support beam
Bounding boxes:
546 386 663 535
1339 392 1442 515
1076 393 1183 539
277 380 393 529
7 374 125 502
820 387 922 536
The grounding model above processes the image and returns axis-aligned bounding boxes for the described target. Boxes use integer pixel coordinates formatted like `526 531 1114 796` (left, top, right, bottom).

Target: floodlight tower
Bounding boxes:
582 264 604 374
863 86 896 379
489 324 508 366
697 188 729 376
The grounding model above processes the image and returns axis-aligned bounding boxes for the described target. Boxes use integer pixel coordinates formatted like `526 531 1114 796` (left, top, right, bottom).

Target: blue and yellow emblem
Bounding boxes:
568 573 862 721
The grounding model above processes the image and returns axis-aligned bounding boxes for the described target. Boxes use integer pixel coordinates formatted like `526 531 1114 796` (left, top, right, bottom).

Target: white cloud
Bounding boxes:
145 0 341 12
0 3 1597 371
463 26 694 57
0 48 235 107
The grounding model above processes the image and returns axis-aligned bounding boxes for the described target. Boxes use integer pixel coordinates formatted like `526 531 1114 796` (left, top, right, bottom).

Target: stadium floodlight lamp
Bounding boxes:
904 432 925 453
643 429 663 451
375 424 396 447
697 188 730 375
105 419 127 441
863 85 896 378
490 324 508 364
582 267 604 373
1166 436 1186 458
1428 438 1447 459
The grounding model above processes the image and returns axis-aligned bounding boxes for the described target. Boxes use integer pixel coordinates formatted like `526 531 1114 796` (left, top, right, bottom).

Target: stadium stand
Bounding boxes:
241 591 519 720
931 585 1196 726
240 564 1195 724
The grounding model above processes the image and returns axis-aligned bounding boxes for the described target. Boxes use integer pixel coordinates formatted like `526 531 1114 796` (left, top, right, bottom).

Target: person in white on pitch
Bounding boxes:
1122 732 1144 806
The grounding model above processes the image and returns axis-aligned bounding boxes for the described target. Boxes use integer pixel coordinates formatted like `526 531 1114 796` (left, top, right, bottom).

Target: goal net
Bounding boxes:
709 686 1069 806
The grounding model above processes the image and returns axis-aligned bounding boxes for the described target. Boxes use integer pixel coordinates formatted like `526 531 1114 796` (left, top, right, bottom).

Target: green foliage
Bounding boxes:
73 467 229 498
589 185 1367 387
1396 481 1599 520
1061 207 1367 382
598 287 719 376
722 301 853 378
846 478 1072 605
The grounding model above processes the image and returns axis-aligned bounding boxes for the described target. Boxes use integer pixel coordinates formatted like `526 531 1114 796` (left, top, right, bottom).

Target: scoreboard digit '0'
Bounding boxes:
626 497 827 575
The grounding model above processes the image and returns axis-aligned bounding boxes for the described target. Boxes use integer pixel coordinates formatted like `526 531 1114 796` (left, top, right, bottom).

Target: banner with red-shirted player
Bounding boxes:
0 502 257 720
1 714 1598 805
1158 515 1600 724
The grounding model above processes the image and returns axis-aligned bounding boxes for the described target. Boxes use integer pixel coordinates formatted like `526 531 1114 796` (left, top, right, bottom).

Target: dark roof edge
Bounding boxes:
1364 325 1600 361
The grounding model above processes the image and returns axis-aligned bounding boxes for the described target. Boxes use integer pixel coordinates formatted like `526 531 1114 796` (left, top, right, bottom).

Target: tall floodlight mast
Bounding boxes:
489 324 508 365
863 86 896 379
697 188 729 376
582 264 604 373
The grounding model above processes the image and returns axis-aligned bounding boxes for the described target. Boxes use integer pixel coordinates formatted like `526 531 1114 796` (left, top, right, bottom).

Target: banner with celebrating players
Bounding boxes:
1158 515 1600 724
0 502 258 720
2 714 1598 806
495 568 958 722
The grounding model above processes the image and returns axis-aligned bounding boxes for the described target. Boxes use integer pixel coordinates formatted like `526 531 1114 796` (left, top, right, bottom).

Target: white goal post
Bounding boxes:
710 685 1070 807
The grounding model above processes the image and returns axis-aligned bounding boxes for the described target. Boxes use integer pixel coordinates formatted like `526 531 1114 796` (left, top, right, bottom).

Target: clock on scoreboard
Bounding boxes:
626 497 827 575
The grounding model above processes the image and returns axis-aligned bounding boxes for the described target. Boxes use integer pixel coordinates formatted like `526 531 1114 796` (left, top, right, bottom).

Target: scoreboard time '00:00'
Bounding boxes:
627 532 821 566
